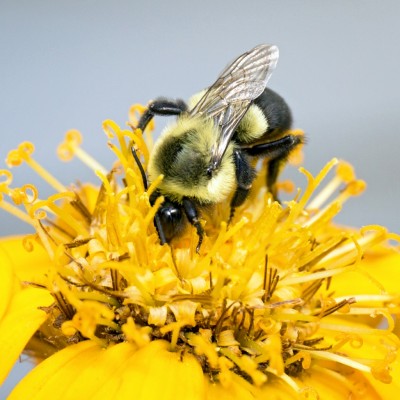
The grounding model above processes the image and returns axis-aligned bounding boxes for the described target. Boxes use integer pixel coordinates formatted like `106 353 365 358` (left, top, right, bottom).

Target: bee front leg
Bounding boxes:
182 197 204 253
229 150 255 222
137 98 188 131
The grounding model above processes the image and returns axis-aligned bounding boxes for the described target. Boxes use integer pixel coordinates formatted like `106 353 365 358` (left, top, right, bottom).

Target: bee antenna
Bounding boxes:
131 146 170 248
131 147 148 191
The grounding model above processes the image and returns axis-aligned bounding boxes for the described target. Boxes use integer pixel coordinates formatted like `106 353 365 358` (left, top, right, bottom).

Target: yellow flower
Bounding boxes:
1 105 400 399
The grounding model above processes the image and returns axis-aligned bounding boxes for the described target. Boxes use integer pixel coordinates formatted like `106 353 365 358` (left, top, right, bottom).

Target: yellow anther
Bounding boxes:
336 160 356 182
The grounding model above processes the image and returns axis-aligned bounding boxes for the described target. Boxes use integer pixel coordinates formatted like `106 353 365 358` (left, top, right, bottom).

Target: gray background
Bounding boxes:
1 0 399 395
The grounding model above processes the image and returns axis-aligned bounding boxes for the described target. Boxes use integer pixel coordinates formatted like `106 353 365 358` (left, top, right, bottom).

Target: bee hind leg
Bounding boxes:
266 158 287 201
245 134 303 201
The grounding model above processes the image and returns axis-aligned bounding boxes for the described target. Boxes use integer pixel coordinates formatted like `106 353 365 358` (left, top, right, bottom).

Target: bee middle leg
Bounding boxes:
229 149 255 222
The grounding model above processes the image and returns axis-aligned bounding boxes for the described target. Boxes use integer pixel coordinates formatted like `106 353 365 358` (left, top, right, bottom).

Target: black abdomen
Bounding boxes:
254 87 292 137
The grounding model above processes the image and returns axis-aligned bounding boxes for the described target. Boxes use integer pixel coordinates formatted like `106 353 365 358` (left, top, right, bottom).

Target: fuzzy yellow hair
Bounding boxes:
235 104 268 143
148 115 236 204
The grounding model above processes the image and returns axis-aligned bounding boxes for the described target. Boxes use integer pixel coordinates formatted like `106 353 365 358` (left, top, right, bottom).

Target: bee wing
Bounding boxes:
190 44 279 173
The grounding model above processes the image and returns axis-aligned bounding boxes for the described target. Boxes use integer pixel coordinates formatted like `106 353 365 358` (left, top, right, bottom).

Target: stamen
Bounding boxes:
7 142 67 193
307 350 371 373
265 369 302 395
307 160 355 210
33 219 55 259
29 193 89 237
293 158 338 219
317 297 356 318
0 194 34 225
263 255 279 302
281 265 355 285
57 130 108 175
319 322 396 338
122 317 151 347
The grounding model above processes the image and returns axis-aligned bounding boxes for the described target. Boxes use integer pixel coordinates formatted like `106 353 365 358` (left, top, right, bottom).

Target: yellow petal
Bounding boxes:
0 245 15 321
0 236 52 284
316 316 399 396
8 340 99 399
113 340 205 399
206 375 299 400
206 370 380 400
9 340 206 400
0 287 53 384
299 368 383 400
365 355 400 399
331 247 400 297
206 378 258 400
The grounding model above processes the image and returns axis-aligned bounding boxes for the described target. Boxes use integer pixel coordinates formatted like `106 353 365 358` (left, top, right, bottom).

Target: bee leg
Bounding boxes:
182 197 204 253
132 147 171 246
131 147 148 190
266 135 303 200
245 134 303 200
266 158 286 200
149 191 186 246
154 213 168 245
137 98 187 131
229 150 255 222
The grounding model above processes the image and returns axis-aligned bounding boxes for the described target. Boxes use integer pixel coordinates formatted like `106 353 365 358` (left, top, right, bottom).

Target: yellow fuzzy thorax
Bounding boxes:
148 114 236 203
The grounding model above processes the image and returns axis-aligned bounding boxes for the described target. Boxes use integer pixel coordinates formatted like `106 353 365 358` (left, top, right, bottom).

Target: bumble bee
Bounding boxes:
135 44 302 251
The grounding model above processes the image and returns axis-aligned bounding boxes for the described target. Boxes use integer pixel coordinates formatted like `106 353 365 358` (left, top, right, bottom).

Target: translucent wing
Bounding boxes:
190 44 279 174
